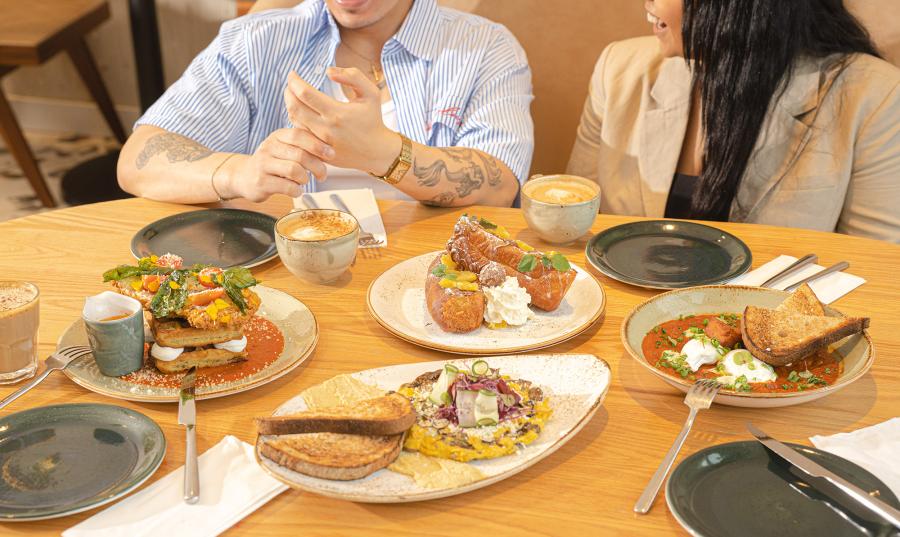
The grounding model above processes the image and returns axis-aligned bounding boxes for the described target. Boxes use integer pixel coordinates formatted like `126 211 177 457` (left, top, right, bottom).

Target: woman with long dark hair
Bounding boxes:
568 0 900 242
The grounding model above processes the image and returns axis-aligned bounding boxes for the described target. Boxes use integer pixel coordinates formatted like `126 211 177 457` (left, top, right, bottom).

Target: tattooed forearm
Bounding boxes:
421 192 457 207
412 148 504 199
136 132 214 169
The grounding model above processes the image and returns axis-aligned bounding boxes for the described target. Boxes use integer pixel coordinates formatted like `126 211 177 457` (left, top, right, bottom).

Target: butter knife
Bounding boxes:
179 366 200 504
747 422 900 529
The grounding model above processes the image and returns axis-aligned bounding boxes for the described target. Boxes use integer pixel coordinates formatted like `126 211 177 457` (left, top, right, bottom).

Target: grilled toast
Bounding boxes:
741 305 869 366
255 393 416 436
151 318 244 348
776 284 826 316
153 347 247 373
259 433 403 480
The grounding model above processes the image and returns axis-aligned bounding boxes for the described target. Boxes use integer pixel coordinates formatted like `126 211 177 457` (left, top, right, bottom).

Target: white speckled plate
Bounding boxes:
366 252 606 354
621 285 874 408
255 354 610 502
56 286 318 402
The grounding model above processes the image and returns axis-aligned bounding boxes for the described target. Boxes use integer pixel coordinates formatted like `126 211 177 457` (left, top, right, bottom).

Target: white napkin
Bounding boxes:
810 418 900 497
728 255 865 304
293 188 387 248
63 436 288 537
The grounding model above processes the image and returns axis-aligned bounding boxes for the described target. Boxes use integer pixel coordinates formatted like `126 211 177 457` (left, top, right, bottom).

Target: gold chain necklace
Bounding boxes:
339 40 387 89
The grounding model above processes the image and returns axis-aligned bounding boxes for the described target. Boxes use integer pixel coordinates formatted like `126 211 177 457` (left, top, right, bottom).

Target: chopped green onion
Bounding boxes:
470 360 489 376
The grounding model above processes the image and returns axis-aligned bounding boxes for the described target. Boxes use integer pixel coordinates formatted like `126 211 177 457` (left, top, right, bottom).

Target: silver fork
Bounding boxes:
328 193 384 247
634 379 721 514
0 346 93 410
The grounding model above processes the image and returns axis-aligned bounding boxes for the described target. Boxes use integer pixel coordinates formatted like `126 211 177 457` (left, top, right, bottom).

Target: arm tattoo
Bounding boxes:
136 132 214 169
421 192 457 207
413 148 504 199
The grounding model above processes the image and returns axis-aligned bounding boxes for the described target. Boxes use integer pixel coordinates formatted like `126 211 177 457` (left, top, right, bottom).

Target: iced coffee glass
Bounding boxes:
0 281 40 384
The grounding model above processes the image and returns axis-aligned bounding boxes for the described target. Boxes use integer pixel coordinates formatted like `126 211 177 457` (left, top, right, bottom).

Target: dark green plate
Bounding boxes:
131 208 277 268
585 220 751 289
0 404 165 521
667 441 900 537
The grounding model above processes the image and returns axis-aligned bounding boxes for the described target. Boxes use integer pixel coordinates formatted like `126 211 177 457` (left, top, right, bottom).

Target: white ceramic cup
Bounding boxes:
275 209 360 284
521 174 601 244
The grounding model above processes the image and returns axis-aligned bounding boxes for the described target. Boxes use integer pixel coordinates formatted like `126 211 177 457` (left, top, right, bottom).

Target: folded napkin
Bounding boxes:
810 418 900 497
63 436 288 537
293 188 387 248
728 254 865 304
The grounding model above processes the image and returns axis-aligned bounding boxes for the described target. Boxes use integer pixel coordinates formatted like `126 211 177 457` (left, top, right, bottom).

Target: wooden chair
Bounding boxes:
0 0 126 208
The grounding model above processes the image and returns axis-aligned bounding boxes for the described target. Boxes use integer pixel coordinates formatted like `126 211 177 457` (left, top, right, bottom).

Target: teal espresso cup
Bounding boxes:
82 291 145 377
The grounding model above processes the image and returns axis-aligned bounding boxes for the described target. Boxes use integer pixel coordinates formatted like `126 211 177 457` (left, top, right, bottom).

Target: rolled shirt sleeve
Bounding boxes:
134 19 255 154
453 28 534 184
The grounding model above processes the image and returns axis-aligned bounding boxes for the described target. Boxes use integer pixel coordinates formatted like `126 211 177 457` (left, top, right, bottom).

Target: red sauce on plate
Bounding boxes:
122 316 285 389
641 314 841 393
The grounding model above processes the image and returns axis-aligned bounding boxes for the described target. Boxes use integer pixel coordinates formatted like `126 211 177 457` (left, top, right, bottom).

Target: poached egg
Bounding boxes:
681 337 721 372
719 349 777 384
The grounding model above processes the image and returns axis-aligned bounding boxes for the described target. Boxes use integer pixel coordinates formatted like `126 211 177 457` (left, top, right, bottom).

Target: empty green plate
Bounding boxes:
131 208 277 268
0 404 165 521
667 441 900 537
585 220 751 289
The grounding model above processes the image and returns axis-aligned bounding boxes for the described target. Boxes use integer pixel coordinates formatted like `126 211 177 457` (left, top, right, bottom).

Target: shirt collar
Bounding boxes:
389 0 442 61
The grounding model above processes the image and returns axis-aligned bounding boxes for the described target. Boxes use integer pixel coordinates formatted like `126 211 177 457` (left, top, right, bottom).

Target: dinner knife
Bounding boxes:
783 261 850 292
747 422 900 529
759 254 818 288
179 366 200 504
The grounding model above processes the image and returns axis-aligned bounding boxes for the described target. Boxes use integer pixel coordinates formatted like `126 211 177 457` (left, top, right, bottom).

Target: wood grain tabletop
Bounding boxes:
0 196 898 536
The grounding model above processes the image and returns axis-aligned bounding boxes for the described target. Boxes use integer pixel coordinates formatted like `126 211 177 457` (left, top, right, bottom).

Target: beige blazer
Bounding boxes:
567 37 900 243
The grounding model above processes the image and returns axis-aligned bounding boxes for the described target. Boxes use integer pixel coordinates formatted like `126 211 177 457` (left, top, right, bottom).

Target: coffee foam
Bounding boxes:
0 282 38 315
279 211 356 241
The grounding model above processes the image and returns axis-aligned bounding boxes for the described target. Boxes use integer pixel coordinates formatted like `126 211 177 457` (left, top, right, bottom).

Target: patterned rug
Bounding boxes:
0 132 120 222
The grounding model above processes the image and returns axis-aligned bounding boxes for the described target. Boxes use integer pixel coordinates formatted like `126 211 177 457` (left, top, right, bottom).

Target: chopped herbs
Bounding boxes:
732 375 752 392
666 336 679 347
716 313 740 327
787 370 801 383
149 269 188 318
781 384 791 390
702 319 709 326
431 264 448 277
657 350 692 378
548 252 571 272
683 327 728 355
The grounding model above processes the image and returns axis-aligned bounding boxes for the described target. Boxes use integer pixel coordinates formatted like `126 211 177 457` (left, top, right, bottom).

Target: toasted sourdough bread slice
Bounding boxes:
776 284 826 316
151 318 244 348
741 306 869 366
153 347 247 374
260 433 402 480
255 393 415 436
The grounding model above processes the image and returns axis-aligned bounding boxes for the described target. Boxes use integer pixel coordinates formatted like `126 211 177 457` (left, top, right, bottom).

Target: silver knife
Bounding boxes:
747 422 900 529
784 261 850 292
178 366 200 504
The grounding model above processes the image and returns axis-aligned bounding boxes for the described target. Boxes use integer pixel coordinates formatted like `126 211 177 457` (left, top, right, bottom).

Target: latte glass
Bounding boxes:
275 209 360 284
0 281 40 384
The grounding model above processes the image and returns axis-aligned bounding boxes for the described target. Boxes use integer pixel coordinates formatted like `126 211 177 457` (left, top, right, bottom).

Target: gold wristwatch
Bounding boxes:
370 133 412 185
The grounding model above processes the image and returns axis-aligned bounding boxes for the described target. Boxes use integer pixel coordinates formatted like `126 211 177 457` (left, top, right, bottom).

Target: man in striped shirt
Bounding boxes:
117 0 533 207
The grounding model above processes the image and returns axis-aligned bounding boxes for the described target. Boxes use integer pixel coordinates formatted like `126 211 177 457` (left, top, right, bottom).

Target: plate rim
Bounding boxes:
366 251 607 355
664 440 899 537
254 353 612 502
619 284 875 401
585 220 752 290
129 208 279 269
0 402 167 522
58 285 319 403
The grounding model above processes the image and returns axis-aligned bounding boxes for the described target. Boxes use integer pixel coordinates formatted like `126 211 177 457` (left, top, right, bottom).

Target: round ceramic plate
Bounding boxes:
366 252 606 355
585 220 752 289
0 404 165 522
57 286 318 402
131 208 278 268
256 354 610 502
667 441 900 537
620 285 874 408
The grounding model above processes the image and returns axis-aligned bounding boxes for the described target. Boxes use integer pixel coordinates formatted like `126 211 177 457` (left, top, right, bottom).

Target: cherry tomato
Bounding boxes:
188 288 225 306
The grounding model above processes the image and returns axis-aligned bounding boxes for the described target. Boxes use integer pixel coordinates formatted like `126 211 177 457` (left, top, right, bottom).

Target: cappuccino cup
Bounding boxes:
0 281 40 384
522 174 601 244
275 209 360 283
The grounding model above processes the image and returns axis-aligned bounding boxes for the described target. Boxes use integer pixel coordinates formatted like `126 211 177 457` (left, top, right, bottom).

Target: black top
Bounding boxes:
664 173 730 221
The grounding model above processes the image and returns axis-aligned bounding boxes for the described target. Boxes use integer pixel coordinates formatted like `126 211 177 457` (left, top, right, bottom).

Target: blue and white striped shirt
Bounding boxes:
136 0 535 187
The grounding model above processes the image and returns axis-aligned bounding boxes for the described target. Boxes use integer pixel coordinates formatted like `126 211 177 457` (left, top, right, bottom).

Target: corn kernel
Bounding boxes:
168 281 180 289
205 304 218 320
214 298 229 309
130 280 143 291
515 240 534 251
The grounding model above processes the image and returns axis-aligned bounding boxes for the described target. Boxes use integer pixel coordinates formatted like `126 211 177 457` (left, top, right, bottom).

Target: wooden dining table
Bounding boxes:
1 196 898 536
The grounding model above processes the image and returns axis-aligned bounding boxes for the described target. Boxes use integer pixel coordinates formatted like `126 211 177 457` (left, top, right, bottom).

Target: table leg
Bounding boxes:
66 37 127 144
0 89 56 208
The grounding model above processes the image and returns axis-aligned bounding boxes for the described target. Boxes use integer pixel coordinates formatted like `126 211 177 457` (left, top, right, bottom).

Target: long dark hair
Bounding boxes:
682 0 880 220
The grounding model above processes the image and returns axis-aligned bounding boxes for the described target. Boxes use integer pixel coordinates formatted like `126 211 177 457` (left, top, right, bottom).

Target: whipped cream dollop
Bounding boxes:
214 336 248 353
150 343 184 362
483 276 533 326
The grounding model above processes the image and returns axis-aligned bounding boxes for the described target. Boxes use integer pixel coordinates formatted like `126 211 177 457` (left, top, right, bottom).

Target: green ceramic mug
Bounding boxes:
82 291 145 377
